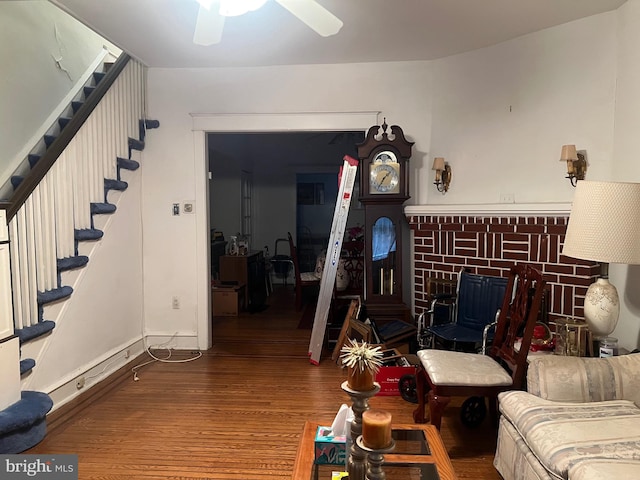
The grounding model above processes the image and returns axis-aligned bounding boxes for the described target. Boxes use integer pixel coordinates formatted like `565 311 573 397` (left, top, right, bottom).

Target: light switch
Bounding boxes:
173 203 180 216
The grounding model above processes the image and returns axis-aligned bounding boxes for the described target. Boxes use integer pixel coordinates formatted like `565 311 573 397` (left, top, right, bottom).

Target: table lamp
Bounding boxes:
562 181 640 339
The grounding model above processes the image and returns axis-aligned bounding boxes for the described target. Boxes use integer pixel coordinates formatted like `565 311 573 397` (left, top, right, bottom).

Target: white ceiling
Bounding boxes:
51 0 627 69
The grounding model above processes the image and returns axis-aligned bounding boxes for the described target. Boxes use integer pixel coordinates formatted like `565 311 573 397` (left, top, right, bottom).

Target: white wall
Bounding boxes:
610 0 640 349
0 1 118 186
22 166 146 402
143 65 432 347
144 7 640 351
427 12 617 205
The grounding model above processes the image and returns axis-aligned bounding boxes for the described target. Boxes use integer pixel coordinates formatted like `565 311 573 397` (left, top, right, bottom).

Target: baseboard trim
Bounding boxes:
45 354 143 434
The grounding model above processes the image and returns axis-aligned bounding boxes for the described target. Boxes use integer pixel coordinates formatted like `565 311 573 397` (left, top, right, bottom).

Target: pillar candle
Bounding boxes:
390 268 394 295
362 409 392 449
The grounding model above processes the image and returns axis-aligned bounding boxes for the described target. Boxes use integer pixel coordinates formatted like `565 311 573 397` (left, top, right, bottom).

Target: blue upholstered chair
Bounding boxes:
420 269 508 353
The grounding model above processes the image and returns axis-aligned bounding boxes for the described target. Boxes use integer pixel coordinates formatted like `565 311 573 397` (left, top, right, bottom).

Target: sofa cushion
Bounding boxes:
527 353 640 407
569 460 640 480
499 391 640 479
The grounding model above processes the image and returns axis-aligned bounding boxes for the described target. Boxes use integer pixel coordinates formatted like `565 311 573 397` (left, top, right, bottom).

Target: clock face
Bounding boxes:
370 162 400 194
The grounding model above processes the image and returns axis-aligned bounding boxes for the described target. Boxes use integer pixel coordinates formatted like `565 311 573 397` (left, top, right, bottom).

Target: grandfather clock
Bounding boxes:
358 120 413 323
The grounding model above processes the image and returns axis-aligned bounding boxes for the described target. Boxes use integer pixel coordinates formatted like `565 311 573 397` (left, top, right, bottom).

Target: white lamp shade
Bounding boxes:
563 181 640 265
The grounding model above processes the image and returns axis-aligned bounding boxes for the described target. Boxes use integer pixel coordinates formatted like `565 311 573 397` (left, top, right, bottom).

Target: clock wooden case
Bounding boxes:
357 120 413 316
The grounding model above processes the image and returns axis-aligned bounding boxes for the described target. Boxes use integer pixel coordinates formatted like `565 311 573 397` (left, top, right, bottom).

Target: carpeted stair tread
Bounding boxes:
28 154 41 168
58 117 71 129
0 391 53 454
83 85 96 97
93 71 106 83
117 157 139 171
57 256 89 272
71 101 83 114
38 286 73 305
75 228 103 241
128 137 145 152
44 134 56 148
91 202 116 215
11 176 23 189
15 321 55 344
20 359 36 376
104 179 128 192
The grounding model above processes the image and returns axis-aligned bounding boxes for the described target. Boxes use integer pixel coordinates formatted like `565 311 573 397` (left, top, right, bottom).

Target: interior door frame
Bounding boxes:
191 111 380 350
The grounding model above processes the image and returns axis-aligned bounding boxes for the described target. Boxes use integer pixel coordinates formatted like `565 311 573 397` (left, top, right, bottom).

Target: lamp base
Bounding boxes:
583 278 619 339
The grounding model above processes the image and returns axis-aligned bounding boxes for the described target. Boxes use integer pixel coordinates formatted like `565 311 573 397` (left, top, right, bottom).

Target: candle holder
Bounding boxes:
356 436 396 480
341 381 380 480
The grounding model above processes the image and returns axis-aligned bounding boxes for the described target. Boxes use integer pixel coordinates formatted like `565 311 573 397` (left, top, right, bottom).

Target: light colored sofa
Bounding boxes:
494 353 640 480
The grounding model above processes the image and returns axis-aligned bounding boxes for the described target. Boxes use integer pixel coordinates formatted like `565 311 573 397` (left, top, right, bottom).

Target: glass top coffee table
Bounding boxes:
292 421 459 480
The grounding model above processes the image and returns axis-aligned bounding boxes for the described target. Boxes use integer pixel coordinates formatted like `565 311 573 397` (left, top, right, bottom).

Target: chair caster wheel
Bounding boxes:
460 396 486 428
399 374 418 404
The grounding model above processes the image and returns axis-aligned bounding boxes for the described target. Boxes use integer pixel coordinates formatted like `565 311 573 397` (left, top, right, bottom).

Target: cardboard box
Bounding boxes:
375 348 416 396
212 283 245 316
314 426 347 465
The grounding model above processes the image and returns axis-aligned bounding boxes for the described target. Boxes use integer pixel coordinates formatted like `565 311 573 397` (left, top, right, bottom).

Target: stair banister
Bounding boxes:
0 53 132 222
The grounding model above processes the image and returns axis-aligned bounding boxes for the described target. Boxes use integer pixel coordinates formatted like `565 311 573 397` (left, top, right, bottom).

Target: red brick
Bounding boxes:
503 251 529 261
453 249 477 258
477 267 504 277
516 224 545 234
467 258 489 267
544 264 574 275
464 224 489 232
547 225 567 235
503 242 529 251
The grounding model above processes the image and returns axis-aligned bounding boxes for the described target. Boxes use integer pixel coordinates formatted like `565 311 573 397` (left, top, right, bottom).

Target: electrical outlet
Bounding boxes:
76 376 85 389
172 296 180 309
499 193 515 203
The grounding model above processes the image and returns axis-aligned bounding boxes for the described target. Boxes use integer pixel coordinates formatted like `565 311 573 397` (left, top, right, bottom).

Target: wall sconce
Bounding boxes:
560 144 587 187
432 157 452 193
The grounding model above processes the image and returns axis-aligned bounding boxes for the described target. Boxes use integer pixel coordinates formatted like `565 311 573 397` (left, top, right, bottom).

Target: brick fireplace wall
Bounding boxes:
407 213 600 320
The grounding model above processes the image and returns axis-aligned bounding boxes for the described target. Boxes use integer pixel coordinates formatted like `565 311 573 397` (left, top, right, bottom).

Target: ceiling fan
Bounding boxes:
193 0 343 46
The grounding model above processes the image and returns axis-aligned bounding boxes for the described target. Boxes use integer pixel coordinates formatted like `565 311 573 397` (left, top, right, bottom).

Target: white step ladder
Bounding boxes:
308 155 359 364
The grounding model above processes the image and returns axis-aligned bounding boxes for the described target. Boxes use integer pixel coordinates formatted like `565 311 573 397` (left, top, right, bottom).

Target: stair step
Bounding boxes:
28 154 41 168
57 255 89 272
91 202 116 215
105 179 128 192
44 134 56 148
83 85 95 97
93 71 106 83
139 119 161 141
75 228 104 241
71 101 83 114
37 286 73 305
58 117 71 129
20 359 36 376
15 320 56 344
117 157 140 172
0 391 53 454
128 137 145 152
11 176 23 189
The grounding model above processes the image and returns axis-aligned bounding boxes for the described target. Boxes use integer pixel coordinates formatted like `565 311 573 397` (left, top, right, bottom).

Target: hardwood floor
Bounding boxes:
28 285 501 479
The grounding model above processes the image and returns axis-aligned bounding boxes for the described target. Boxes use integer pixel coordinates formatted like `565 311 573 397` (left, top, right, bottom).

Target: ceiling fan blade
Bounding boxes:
275 0 343 37
193 3 226 46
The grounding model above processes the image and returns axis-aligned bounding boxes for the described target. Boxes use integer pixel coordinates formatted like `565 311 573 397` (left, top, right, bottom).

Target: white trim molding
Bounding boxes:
191 111 381 132
405 202 572 217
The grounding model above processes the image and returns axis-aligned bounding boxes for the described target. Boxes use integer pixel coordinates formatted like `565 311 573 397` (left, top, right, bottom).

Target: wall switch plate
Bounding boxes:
184 202 194 214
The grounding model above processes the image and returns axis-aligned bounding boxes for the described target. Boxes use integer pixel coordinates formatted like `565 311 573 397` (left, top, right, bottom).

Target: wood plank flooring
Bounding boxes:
27 285 501 479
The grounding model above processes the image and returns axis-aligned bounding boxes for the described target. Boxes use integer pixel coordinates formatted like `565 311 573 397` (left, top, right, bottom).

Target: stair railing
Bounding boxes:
3 54 146 333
